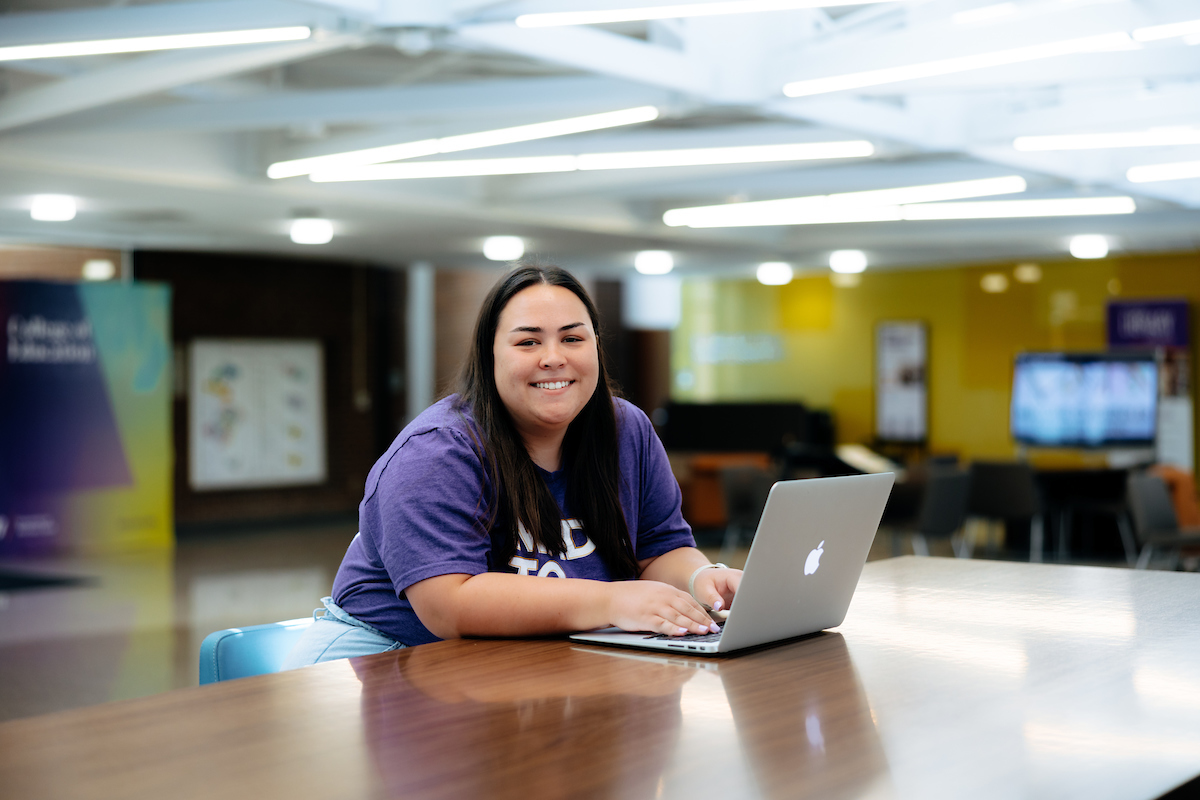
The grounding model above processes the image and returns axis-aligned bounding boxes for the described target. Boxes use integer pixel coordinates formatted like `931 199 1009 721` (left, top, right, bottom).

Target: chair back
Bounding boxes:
719 466 777 533
1126 473 1181 541
199 618 314 685
916 469 971 538
967 461 1040 519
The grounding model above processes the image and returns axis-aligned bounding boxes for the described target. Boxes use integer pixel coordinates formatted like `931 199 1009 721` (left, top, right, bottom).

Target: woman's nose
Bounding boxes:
540 343 565 368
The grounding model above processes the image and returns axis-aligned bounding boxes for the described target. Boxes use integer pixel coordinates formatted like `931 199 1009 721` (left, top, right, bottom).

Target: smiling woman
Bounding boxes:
282 264 742 667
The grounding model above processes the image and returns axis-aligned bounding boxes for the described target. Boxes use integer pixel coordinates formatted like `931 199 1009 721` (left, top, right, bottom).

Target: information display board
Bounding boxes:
875 322 927 442
189 340 326 491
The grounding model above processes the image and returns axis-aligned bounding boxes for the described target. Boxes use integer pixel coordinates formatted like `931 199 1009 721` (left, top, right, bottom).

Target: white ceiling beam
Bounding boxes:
968 83 1200 141
0 0 341 47
0 34 361 133
58 76 670 135
775 0 1188 89
453 22 708 95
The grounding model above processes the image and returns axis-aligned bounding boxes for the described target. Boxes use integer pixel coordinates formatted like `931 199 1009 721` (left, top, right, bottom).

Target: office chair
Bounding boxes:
966 461 1044 561
199 617 314 685
718 465 777 561
904 468 972 558
1126 473 1200 570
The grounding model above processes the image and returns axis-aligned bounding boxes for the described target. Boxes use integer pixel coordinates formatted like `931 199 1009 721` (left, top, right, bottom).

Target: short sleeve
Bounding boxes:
363 427 495 595
615 401 695 561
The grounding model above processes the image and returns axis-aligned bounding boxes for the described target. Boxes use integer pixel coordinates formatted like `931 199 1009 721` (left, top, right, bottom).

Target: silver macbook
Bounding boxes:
569 471 895 655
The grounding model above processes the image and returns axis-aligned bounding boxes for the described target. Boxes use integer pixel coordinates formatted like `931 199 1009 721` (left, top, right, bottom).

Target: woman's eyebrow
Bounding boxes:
509 322 586 333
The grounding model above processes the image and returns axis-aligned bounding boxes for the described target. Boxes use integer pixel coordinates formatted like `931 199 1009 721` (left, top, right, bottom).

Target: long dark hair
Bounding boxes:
453 264 638 579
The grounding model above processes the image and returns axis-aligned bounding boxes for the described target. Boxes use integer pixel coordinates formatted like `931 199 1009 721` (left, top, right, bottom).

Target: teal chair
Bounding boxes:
199 617 314 685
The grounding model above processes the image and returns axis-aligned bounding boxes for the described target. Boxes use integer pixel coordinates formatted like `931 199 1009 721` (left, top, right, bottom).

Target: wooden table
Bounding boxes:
3 558 1200 799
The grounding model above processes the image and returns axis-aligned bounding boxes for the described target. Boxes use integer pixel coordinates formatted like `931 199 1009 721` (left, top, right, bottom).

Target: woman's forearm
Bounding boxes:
406 570 717 640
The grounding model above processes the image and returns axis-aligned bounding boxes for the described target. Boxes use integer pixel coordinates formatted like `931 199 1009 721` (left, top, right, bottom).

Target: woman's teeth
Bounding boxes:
533 380 571 390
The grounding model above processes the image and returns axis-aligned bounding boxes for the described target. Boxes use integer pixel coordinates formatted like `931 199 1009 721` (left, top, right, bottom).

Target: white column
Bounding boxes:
406 261 435 422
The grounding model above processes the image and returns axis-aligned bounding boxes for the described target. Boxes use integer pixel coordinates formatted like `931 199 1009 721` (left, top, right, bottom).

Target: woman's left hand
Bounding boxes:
691 567 742 614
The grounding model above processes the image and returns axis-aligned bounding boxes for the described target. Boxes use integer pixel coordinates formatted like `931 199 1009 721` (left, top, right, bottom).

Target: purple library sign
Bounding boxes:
1107 299 1190 349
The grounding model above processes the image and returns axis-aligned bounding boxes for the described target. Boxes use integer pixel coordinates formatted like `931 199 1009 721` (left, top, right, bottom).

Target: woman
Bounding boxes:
285 264 741 666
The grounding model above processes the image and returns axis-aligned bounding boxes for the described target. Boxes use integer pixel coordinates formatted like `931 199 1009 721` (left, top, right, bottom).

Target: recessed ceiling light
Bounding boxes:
1013 263 1042 283
981 273 1009 293
829 250 867 274
30 195 76 221
1069 235 1109 259
635 250 674 275
82 259 116 281
483 236 525 261
290 218 333 245
756 262 794 285
1126 159 1200 183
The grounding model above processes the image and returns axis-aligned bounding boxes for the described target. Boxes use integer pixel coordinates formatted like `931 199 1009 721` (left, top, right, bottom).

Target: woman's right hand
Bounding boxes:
606 580 720 636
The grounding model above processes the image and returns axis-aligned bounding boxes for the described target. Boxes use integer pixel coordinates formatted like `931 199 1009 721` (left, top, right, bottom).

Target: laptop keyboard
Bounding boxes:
645 620 725 642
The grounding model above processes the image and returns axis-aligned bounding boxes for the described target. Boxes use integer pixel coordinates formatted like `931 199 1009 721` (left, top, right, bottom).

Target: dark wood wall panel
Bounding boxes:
134 251 401 527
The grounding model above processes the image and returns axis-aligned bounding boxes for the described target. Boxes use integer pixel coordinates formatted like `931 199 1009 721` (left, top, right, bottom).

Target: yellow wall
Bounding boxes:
673 251 1198 463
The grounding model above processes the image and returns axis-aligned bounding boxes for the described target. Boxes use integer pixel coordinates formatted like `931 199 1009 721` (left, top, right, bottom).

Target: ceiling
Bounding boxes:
1 0 1199 280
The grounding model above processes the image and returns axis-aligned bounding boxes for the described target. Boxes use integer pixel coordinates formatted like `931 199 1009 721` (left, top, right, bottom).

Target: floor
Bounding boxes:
0 519 1084 723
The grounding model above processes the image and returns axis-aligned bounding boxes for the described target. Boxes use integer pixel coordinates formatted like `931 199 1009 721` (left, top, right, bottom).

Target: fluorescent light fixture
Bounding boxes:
980 273 1009 293
953 3 1017 25
1132 18 1200 42
899 196 1136 220
576 140 873 170
516 0 894 27
313 156 578 181
756 262 794 285
782 32 1137 97
1127 159 1200 183
1069 234 1109 259
1013 263 1042 283
290 218 333 245
0 26 311 62
270 106 659 179
829 250 867 274
635 250 674 275
663 176 1027 228
483 236 525 261
30 195 76 221
1015 129 1200 150
82 259 116 281
309 140 873 182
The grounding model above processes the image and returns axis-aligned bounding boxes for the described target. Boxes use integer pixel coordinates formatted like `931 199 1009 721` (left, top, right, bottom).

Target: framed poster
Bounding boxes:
875 322 928 442
189 339 326 490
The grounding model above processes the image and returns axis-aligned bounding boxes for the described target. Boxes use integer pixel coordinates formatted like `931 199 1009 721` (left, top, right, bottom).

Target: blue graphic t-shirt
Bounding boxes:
332 395 694 645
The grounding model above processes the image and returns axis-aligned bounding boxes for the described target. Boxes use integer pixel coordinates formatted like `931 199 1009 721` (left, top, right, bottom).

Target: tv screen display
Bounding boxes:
1011 352 1158 447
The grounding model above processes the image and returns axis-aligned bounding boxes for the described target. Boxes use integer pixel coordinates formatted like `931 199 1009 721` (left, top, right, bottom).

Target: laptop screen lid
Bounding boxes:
570 471 895 654
715 471 894 652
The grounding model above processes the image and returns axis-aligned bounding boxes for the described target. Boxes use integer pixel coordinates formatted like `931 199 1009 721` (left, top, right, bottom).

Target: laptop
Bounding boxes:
569 471 895 655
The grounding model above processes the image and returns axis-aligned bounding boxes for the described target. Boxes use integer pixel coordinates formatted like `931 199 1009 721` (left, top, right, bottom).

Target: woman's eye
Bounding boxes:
564 336 583 343
516 339 538 347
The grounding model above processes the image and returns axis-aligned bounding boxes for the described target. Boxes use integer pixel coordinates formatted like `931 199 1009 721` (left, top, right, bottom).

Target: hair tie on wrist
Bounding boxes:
688 562 728 601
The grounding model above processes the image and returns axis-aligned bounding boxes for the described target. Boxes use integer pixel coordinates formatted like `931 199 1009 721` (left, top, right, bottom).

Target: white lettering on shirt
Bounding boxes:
509 555 539 576
561 519 596 559
537 561 566 578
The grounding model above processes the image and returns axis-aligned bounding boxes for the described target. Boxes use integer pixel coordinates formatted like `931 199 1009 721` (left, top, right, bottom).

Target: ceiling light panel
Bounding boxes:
663 177 1027 227
1126 160 1200 182
1131 18 1200 42
783 32 1137 97
515 0 896 27
0 27 311 61
309 141 873 182
1014 129 1200 150
269 107 659 179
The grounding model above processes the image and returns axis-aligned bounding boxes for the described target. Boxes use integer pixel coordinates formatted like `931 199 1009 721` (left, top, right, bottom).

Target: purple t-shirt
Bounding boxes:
332 395 695 645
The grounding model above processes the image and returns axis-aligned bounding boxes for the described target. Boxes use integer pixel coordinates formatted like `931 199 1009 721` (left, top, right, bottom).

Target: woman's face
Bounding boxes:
493 284 599 444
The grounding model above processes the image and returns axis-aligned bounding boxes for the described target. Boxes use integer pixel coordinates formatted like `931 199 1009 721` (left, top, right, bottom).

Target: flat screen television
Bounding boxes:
1010 352 1158 448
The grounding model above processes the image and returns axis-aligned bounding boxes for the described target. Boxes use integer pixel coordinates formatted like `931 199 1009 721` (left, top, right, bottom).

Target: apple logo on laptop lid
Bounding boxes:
804 541 824 576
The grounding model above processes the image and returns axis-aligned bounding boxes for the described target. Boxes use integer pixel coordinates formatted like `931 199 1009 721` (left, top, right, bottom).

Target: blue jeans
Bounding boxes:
281 597 405 670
